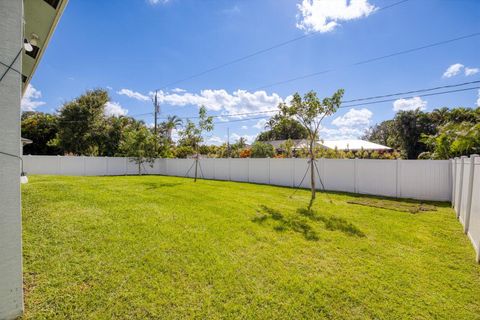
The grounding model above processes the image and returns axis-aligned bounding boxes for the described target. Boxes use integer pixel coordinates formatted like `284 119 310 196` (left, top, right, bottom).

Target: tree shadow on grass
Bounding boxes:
297 208 365 237
253 205 319 241
142 182 184 190
252 205 365 240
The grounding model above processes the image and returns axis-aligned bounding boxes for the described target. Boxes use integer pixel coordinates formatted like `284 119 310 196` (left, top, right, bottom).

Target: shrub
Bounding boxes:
251 142 275 158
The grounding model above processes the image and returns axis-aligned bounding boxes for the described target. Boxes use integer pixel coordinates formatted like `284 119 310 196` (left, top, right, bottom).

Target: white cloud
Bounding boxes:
241 125 248 130
393 97 427 112
152 89 283 115
253 118 267 129
148 0 170 5
231 133 256 144
21 84 46 111
206 136 224 146
442 63 464 78
117 89 150 101
104 101 128 117
331 108 372 127
465 67 479 76
222 4 240 14
296 0 376 33
171 88 186 93
322 108 373 140
319 126 365 140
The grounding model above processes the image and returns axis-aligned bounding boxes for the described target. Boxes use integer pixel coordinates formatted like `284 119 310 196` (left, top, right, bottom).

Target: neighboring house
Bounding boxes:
263 139 318 151
0 1 68 319
321 139 392 152
264 139 392 152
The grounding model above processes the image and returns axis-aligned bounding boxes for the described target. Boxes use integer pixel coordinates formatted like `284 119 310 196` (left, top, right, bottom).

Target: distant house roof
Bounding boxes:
264 139 391 151
263 139 320 150
322 139 392 151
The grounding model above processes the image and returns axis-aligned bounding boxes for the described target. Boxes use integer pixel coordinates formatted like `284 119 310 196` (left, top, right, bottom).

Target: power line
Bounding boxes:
340 86 480 109
253 32 480 90
44 82 480 124
151 0 410 92
342 79 480 103
151 80 480 120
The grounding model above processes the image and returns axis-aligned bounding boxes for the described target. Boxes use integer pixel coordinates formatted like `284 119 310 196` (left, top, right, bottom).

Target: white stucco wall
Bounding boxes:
0 0 24 319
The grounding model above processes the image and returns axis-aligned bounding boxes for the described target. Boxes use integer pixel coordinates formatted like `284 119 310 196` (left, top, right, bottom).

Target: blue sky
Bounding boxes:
23 0 480 144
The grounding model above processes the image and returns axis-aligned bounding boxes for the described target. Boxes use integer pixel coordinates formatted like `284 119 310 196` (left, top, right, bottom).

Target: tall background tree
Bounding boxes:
363 107 480 159
50 89 109 155
21 112 59 155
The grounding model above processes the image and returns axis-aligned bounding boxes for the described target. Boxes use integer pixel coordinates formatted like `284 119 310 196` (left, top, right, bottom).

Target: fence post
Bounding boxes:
451 158 456 208
291 158 295 187
464 154 478 233
268 158 271 185
353 158 358 194
57 155 61 175
456 156 466 219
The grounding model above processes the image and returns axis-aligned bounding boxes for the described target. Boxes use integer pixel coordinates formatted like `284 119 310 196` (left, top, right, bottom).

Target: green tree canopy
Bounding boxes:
50 89 109 155
21 112 59 155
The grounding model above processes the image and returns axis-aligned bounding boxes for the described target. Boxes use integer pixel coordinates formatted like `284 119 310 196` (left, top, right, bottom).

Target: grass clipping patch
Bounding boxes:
347 197 437 214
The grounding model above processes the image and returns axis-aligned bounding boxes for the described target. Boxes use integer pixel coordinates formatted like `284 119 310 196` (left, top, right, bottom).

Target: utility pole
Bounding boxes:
153 90 160 152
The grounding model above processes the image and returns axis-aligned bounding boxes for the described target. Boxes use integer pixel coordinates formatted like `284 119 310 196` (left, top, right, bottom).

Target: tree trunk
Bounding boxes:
308 140 316 210
138 161 141 176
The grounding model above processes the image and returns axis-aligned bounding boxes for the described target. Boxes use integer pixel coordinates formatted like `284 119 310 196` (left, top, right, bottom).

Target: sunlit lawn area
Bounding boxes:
22 175 480 319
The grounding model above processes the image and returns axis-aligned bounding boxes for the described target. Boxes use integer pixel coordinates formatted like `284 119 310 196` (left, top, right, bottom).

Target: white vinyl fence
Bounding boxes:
452 155 480 262
23 155 452 202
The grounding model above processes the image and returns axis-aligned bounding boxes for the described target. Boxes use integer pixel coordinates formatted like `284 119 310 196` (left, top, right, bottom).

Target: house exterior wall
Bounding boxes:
0 0 24 319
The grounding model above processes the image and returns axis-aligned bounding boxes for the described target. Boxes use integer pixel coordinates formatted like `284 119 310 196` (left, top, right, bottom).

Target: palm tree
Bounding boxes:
161 115 183 143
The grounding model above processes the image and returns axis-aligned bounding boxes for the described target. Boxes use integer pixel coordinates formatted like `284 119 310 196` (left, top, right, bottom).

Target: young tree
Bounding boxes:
281 90 344 209
178 106 213 182
118 126 157 175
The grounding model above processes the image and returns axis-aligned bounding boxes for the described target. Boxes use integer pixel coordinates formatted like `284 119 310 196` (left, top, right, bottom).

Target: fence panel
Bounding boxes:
293 158 310 189
269 159 293 187
454 158 463 214
59 156 84 176
106 157 126 175
199 159 215 179
323 159 355 193
398 160 451 201
24 155 59 175
248 159 269 184
157 159 167 175
230 159 249 182
459 157 471 225
85 157 107 176
214 159 230 180
356 160 397 197
126 159 140 175
468 156 480 260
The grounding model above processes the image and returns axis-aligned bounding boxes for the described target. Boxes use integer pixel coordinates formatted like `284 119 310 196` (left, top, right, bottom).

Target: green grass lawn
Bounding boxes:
21 175 480 319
